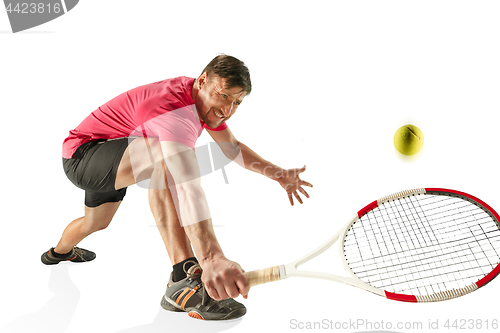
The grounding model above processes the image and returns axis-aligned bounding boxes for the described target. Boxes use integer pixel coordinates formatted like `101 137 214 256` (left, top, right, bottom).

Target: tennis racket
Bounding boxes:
243 188 500 302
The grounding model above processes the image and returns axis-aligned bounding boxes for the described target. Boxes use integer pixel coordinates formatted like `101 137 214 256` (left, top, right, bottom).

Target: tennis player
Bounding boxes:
41 55 312 320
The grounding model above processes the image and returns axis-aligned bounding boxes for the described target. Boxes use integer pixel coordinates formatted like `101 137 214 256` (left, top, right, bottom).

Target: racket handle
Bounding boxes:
243 265 283 287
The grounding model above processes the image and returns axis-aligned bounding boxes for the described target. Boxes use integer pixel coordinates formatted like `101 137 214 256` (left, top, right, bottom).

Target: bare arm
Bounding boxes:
160 141 249 299
207 127 284 179
207 127 313 205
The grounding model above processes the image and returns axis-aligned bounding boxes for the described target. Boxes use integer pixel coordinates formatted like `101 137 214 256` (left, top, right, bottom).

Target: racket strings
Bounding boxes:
344 194 500 297
374 197 500 292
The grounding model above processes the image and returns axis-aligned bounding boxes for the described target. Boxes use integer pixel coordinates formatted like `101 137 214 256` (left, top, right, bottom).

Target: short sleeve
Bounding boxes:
142 105 202 149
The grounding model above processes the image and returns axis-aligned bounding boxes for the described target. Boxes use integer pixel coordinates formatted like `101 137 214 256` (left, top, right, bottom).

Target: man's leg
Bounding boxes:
54 201 121 254
46 138 130 263
47 137 190 263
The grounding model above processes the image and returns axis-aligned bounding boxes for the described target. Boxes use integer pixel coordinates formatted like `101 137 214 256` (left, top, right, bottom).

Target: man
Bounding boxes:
41 55 312 320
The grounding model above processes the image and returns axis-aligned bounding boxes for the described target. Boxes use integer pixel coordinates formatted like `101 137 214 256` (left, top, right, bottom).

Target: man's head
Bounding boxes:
202 55 252 95
192 55 251 129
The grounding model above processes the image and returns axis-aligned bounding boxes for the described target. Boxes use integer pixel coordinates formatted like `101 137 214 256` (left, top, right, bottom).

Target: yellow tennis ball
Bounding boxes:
394 124 424 156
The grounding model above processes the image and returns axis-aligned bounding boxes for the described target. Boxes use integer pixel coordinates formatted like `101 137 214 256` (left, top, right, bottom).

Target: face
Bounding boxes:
193 73 246 129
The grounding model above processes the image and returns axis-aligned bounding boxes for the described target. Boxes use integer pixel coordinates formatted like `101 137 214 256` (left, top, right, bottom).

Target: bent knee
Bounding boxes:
82 218 111 233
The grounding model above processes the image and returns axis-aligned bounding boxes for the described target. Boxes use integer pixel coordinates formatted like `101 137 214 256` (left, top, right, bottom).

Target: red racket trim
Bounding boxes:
384 291 418 303
425 188 500 222
477 264 500 288
357 200 377 218
425 188 500 289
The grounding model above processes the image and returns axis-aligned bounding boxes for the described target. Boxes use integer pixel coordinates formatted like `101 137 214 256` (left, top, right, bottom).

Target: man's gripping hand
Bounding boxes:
200 255 249 301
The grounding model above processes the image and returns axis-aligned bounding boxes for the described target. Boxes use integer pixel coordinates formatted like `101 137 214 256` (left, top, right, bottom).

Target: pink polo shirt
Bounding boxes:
62 76 227 159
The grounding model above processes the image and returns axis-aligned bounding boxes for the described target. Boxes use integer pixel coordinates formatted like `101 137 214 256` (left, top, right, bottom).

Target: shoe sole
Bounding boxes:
186 307 247 321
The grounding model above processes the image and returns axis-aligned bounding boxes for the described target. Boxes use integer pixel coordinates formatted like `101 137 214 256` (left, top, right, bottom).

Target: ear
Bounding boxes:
197 72 208 89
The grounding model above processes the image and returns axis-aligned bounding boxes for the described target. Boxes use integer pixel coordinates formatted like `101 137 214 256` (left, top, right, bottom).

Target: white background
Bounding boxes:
1 1 500 332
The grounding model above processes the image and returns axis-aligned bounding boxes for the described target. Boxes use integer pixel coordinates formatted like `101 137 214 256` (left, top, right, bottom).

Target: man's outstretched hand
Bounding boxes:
201 256 249 301
277 165 313 206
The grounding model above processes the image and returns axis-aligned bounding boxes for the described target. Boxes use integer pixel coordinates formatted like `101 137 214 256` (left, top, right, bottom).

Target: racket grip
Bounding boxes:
243 265 283 287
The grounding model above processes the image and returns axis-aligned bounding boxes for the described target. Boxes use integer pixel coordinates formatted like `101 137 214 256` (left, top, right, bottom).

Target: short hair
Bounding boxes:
201 55 252 95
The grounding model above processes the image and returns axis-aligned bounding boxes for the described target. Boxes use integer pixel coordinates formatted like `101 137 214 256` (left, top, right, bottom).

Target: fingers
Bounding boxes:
205 281 221 300
298 187 310 199
288 187 311 206
235 272 250 298
206 279 240 300
290 165 307 177
240 271 249 298
301 180 313 188
293 191 303 204
203 263 250 301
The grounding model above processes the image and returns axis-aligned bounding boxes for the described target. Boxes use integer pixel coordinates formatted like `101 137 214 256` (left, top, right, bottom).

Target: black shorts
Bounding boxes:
63 138 132 207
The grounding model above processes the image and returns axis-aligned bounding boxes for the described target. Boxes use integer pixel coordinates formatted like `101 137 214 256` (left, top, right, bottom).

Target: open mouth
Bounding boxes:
214 109 224 119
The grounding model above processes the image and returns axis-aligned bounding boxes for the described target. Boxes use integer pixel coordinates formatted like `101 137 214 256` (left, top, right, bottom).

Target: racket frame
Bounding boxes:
281 215 385 297
244 188 500 303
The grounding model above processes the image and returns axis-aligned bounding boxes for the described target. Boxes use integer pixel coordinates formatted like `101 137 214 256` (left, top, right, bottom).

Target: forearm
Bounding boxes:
176 184 211 226
176 185 225 262
184 218 225 264
237 142 284 181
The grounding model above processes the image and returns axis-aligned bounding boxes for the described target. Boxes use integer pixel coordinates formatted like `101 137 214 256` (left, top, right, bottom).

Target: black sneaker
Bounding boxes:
161 261 246 320
41 247 96 265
